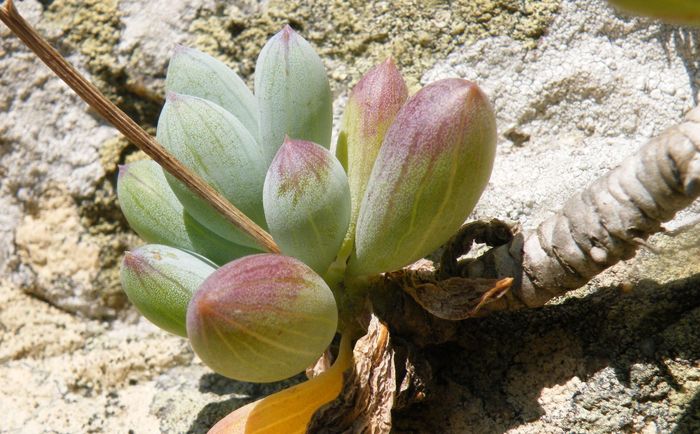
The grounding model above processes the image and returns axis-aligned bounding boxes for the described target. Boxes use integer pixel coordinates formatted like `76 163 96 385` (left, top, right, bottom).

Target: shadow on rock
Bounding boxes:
187 372 306 433
393 273 700 433
660 27 700 105
674 389 700 434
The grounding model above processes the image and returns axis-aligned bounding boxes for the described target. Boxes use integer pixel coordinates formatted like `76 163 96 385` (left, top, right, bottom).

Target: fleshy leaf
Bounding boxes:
263 138 350 275
117 160 260 265
120 244 215 337
255 25 332 165
165 45 259 139
187 254 338 383
349 79 497 276
209 334 351 434
157 93 268 247
336 59 408 259
607 0 700 24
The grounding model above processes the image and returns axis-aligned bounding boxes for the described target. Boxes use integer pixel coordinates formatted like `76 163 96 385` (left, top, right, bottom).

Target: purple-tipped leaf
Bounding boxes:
349 79 497 276
120 244 216 337
335 59 408 256
187 254 338 383
255 26 332 165
263 138 350 275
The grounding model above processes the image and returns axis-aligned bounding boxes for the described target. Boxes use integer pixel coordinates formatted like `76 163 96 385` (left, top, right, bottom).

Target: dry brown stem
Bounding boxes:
0 0 279 253
462 106 700 308
309 314 431 434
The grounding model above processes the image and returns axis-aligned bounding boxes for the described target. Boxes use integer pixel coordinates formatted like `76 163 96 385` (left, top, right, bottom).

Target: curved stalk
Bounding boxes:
467 106 700 309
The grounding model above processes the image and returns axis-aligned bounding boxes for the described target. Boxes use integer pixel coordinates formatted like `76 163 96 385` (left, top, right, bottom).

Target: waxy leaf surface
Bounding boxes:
349 79 497 276
157 93 267 247
336 59 408 258
117 160 259 265
187 254 338 383
165 46 259 138
255 25 332 165
263 138 350 275
120 244 215 337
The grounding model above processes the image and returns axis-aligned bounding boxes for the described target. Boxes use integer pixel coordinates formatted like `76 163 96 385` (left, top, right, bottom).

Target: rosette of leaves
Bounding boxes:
118 25 496 431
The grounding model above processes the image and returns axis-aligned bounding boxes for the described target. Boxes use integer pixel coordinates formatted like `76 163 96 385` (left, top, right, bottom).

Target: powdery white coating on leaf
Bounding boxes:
255 25 333 165
165 45 259 140
263 138 351 274
120 244 215 337
186 254 338 383
350 79 497 276
157 93 268 247
117 160 259 265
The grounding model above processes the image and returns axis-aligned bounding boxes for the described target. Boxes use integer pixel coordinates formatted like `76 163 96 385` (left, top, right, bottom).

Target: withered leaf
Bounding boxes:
403 276 513 320
308 315 395 434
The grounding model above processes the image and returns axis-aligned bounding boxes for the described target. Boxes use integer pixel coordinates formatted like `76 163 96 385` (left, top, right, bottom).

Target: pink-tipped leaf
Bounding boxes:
186 254 338 383
120 244 216 337
335 59 408 259
349 78 497 276
263 138 350 275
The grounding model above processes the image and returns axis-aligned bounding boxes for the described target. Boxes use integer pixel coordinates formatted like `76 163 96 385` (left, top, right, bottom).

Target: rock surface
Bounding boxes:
0 0 698 432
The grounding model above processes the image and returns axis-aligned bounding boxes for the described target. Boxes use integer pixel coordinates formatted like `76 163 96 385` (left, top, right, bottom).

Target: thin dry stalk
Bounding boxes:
0 0 280 254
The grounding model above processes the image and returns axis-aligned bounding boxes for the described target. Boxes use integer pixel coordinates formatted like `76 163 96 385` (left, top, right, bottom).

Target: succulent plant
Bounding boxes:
116 24 496 430
255 25 333 165
157 92 268 248
263 137 351 275
120 244 216 337
348 78 497 276
117 160 260 266
4 1 699 431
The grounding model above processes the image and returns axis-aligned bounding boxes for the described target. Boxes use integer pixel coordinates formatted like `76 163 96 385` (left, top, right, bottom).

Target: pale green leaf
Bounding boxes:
120 244 216 337
117 159 260 265
165 46 259 139
157 93 268 247
263 138 350 275
255 26 332 165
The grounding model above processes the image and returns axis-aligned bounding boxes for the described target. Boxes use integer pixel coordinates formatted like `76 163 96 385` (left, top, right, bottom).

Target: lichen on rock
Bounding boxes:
45 0 163 123
189 0 560 91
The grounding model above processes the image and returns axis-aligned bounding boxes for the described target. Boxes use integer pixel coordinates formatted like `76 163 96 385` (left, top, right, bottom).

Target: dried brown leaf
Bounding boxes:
307 348 333 379
308 315 395 434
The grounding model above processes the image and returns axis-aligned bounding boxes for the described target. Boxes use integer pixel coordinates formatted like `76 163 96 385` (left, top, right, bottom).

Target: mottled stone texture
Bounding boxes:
394 273 700 433
0 0 698 432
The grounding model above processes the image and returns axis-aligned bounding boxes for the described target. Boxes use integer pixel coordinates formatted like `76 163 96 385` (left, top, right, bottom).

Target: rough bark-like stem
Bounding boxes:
469 106 700 308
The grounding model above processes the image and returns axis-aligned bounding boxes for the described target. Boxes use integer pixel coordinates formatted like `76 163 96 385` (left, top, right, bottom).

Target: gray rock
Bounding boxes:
0 0 698 432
